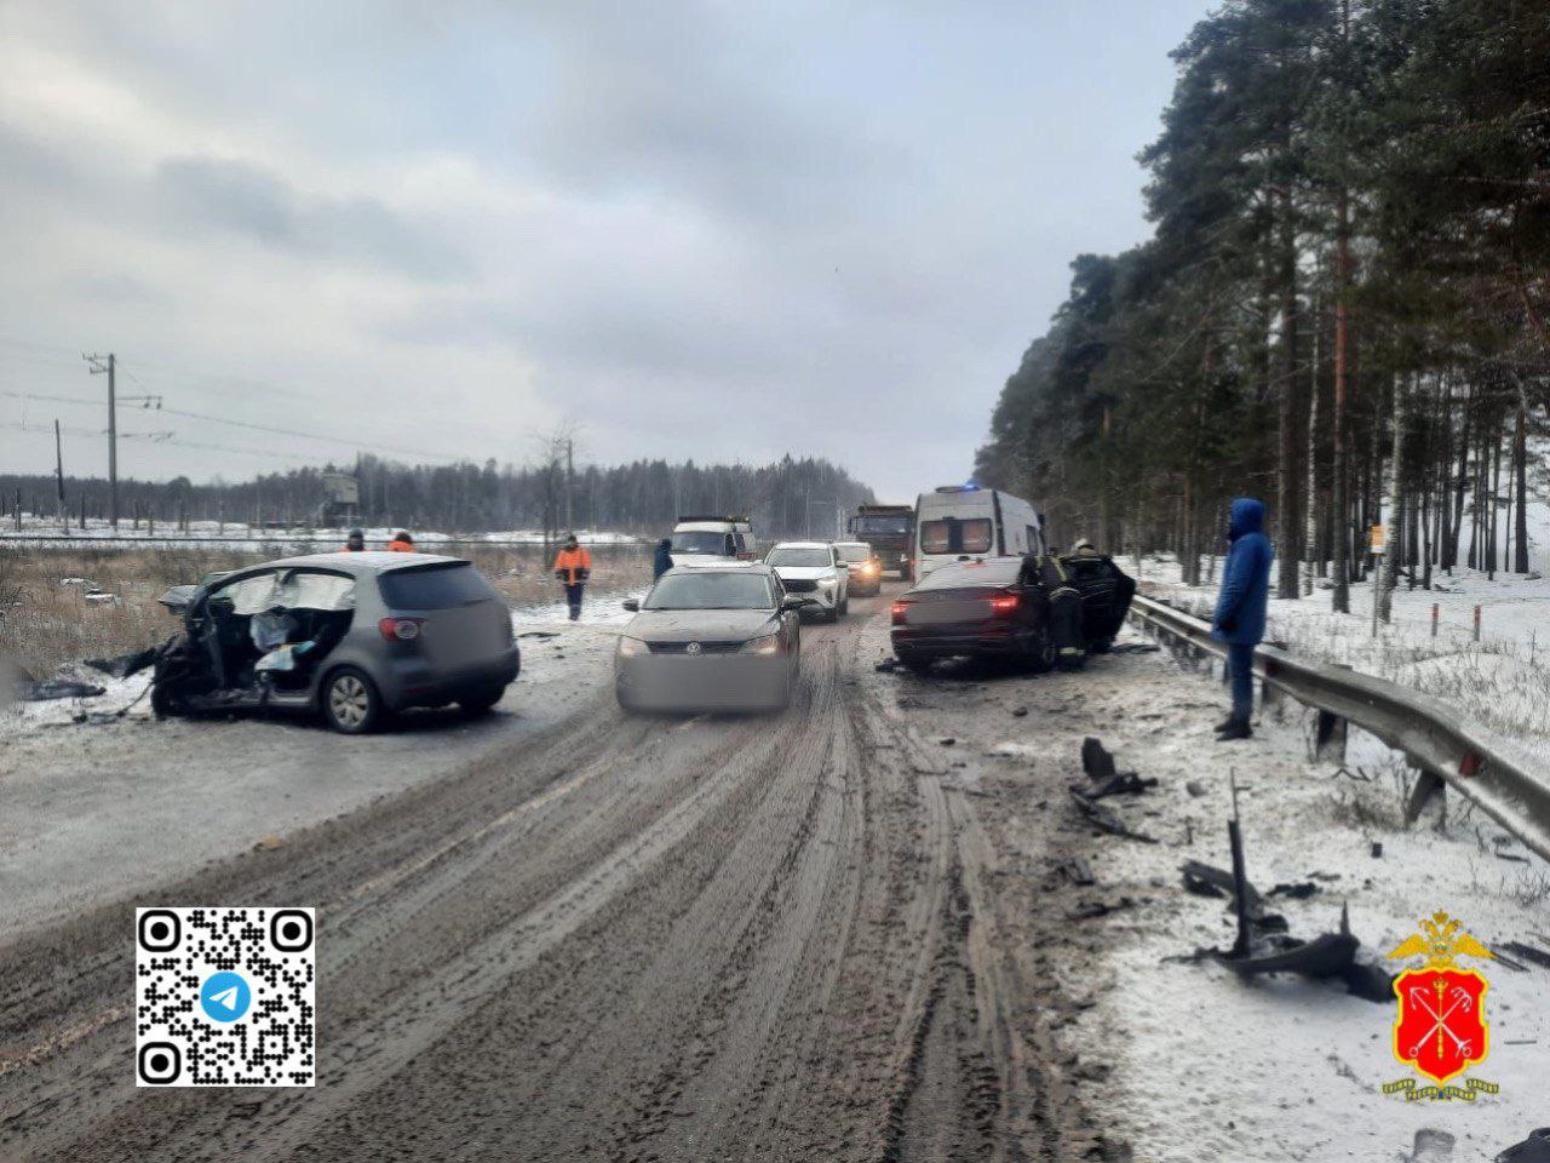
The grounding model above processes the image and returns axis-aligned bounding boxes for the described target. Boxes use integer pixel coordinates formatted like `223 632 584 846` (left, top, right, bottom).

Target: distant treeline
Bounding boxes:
0 453 875 540
975 0 1549 610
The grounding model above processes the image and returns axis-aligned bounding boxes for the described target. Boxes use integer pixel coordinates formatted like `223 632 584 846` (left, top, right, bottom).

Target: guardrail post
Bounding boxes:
1261 675 1282 716
1404 769 1446 826
1314 710 1347 764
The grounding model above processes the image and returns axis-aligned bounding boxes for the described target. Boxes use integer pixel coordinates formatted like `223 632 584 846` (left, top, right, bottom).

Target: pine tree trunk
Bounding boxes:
1276 193 1302 599
1304 295 1320 596
1381 375 1405 622
1488 421 1502 579
1450 384 1470 570
1515 403 1530 573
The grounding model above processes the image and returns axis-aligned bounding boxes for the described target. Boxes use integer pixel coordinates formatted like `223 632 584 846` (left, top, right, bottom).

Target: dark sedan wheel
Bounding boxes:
1025 633 1056 674
323 667 383 734
458 684 507 717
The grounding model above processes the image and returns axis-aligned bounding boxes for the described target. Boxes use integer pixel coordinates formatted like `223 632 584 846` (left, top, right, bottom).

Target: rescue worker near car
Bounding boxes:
553 533 593 622
343 528 366 552
1019 552 1086 670
387 531 415 553
653 537 674 580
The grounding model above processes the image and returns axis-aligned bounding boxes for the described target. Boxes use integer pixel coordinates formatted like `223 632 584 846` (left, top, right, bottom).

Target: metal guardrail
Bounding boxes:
1129 593 1550 865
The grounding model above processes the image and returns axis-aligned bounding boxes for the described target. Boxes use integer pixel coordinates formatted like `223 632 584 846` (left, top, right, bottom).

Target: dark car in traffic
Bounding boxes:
888 557 1054 674
151 553 520 733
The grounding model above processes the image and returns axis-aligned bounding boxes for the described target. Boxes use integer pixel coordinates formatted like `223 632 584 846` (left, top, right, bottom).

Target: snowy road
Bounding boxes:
2 586 1545 1162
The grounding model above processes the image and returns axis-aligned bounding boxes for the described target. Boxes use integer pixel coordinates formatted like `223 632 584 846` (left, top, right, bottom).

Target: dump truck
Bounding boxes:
847 504 915 580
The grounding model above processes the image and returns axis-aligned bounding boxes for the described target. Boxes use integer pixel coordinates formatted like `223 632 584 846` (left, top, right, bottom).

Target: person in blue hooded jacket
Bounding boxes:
1212 497 1273 741
653 537 674 580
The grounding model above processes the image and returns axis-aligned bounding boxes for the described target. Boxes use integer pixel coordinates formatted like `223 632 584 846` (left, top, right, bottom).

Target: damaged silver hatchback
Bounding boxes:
151 552 519 733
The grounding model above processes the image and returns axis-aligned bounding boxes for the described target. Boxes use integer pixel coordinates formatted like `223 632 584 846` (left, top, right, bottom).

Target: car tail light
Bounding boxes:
378 616 425 642
890 600 910 625
989 594 1019 616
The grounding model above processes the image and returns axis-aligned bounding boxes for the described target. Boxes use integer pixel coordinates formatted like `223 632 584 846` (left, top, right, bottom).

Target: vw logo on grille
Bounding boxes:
685 641 702 655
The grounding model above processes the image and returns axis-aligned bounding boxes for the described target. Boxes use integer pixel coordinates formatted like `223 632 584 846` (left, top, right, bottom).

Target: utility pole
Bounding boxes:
54 419 67 532
84 352 117 528
565 438 575 532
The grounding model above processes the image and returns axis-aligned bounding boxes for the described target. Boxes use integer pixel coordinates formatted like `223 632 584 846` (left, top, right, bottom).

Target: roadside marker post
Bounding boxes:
1369 525 1386 639
1431 604 1439 638
1473 605 1481 644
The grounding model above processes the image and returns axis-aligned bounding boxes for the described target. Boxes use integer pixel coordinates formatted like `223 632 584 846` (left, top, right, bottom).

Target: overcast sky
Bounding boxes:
0 0 1209 501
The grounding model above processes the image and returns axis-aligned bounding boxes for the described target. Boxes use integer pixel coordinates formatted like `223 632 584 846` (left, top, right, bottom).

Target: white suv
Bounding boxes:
764 542 848 621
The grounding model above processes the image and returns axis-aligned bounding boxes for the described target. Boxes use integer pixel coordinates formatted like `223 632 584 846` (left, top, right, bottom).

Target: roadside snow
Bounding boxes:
510 587 640 630
1143 558 1550 766
0 672 154 740
0 516 645 549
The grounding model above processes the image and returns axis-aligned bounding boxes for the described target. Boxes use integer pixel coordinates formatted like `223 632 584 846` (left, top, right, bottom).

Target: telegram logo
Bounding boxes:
199 971 252 1022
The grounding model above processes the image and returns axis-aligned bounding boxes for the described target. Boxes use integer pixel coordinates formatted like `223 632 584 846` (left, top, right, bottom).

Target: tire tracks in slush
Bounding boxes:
0 595 1090 1162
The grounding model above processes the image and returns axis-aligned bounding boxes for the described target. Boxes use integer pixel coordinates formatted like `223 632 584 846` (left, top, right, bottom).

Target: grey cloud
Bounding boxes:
156 155 468 280
525 3 913 226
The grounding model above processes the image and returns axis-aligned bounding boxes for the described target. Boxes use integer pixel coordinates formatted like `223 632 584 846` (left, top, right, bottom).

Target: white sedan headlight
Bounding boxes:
617 635 648 657
741 633 782 655
818 576 837 588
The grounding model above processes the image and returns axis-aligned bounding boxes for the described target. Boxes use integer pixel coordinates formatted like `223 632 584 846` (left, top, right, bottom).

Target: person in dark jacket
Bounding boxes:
1019 553 1085 669
1211 497 1274 741
653 538 674 580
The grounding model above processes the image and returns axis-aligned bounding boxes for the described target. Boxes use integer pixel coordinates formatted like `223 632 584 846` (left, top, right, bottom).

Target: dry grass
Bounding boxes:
0 544 651 677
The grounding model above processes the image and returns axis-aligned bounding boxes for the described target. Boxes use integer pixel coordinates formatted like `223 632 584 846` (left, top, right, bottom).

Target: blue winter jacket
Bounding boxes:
1212 497 1273 646
653 539 674 580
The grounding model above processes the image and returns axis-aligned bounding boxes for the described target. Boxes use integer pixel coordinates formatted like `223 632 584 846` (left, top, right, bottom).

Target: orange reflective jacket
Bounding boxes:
553 545 592 584
387 538 415 553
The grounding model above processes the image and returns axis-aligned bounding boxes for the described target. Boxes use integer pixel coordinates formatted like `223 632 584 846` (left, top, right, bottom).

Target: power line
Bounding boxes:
153 405 466 462
2 421 325 464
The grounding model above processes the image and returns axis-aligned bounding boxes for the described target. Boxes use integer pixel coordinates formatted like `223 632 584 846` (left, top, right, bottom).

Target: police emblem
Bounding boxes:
1383 911 1500 1102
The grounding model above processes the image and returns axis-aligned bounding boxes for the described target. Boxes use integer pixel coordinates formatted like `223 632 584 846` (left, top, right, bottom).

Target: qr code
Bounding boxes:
135 907 316 1087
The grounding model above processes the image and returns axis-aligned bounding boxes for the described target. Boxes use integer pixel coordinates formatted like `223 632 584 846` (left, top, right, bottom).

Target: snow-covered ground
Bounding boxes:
965 621 1550 1163
1082 696 1550 1163
1141 558 1550 768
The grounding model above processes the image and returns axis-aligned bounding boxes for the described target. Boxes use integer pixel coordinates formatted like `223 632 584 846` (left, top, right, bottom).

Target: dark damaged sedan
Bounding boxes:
888 556 1054 674
614 563 807 713
151 553 519 733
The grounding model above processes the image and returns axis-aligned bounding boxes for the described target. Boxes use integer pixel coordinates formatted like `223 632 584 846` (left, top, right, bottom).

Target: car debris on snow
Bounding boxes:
1181 779 1392 1003
1073 736 1157 800
20 679 107 702
85 643 167 680
1067 896 1136 921
1497 1127 1550 1163
1069 788 1158 844
1052 856 1096 887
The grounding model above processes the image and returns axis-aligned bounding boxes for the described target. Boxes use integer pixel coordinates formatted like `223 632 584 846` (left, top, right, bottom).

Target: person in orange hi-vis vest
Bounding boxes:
552 533 593 622
387 531 415 552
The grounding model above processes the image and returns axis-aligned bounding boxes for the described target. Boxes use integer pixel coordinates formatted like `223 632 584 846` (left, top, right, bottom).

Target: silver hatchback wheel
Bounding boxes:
324 668 381 733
